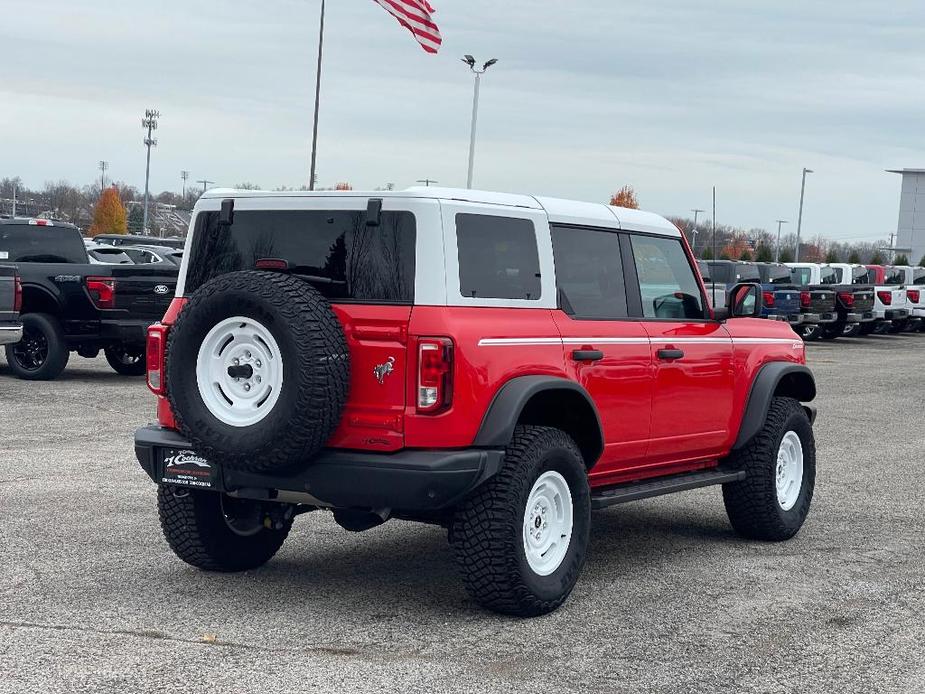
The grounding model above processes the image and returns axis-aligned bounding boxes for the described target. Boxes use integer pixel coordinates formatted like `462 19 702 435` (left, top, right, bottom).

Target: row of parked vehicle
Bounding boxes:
0 219 181 379
697 260 924 340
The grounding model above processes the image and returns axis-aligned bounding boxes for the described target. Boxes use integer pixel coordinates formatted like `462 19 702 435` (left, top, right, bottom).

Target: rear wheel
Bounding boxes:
889 319 909 334
842 323 862 337
821 322 843 340
450 426 591 617
157 486 293 572
722 397 815 541
859 321 878 335
4 313 69 380
104 345 146 376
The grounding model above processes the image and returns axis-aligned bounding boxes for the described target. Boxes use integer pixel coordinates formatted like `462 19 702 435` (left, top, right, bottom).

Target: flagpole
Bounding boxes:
309 0 325 191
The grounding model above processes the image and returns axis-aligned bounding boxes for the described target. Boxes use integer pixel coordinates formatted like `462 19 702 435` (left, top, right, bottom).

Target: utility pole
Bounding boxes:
11 181 16 218
308 0 326 191
416 179 438 187
795 167 813 262
142 109 160 234
775 220 789 262
712 187 717 261
198 179 215 194
462 56 498 189
99 161 109 195
181 170 190 198
690 208 704 251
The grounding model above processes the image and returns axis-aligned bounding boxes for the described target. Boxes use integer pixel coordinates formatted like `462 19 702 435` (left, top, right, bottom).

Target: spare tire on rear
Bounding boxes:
166 270 349 473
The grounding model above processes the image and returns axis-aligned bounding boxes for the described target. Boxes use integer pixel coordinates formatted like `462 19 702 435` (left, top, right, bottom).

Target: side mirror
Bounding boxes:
727 282 763 318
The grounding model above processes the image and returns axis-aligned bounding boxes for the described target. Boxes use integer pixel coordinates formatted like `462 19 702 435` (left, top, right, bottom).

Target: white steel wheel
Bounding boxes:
776 431 804 511
522 471 574 576
196 316 283 427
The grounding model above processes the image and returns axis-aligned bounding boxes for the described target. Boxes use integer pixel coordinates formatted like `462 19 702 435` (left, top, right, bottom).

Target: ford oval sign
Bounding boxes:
154 285 170 295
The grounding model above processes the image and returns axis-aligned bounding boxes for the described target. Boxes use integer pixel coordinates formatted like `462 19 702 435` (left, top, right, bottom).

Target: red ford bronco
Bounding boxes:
134 188 817 617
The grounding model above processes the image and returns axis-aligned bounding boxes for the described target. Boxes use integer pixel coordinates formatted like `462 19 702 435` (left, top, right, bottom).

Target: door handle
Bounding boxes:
571 349 604 362
657 348 685 360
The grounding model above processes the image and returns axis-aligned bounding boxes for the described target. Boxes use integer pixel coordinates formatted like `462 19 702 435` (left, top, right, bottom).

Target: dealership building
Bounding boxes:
889 168 925 262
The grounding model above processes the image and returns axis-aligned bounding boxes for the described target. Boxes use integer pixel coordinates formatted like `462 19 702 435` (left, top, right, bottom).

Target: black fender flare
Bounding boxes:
20 282 64 314
733 362 816 450
474 375 605 468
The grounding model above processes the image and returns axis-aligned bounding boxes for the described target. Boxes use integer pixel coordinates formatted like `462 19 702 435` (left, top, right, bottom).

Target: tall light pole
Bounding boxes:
775 220 789 262
198 179 215 195
181 170 190 198
462 55 498 189
795 167 813 262
308 0 326 191
690 208 704 251
142 109 160 234
99 161 109 195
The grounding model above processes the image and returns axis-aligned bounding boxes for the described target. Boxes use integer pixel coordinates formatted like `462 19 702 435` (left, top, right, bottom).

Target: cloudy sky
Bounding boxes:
3 0 925 241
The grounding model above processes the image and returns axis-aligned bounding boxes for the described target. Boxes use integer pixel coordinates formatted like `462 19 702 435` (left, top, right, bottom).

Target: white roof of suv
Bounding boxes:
199 187 680 238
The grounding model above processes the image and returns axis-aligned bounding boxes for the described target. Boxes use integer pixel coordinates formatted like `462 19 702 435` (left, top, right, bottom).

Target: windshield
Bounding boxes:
884 267 905 285
758 265 791 284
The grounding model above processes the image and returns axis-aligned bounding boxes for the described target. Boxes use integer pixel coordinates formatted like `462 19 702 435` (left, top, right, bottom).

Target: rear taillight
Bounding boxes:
838 291 854 307
146 324 167 395
762 291 775 308
13 276 22 313
800 291 811 308
417 337 453 413
877 290 892 306
908 289 920 304
86 276 115 309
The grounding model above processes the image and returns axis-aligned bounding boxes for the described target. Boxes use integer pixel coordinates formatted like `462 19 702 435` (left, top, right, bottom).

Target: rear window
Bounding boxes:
914 270 925 285
707 262 732 284
0 224 88 263
819 267 838 284
734 264 761 282
456 214 541 300
853 267 873 284
758 264 791 284
184 209 416 302
884 267 905 285
551 226 627 319
791 267 812 286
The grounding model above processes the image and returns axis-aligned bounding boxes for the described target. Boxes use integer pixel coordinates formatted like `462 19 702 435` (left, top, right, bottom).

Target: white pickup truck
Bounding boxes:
863 265 912 334
886 265 924 332
826 263 877 336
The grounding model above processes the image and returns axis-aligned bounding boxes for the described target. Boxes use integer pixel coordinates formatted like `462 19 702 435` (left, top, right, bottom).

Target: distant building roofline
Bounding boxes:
886 169 925 174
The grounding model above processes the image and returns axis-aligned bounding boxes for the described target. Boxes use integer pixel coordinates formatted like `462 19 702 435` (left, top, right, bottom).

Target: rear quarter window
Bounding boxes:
456 214 541 300
184 209 416 302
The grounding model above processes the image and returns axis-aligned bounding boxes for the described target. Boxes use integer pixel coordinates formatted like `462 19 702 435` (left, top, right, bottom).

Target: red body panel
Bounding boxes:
865 265 886 284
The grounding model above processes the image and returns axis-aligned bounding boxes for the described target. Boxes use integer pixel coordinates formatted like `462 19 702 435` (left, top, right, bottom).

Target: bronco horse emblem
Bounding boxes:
373 357 396 385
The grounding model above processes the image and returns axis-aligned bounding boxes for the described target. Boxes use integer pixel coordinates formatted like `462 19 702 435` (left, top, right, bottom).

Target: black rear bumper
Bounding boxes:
134 425 504 513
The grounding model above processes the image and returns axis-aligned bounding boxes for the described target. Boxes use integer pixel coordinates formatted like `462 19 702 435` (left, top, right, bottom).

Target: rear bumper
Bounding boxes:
0 323 22 345
134 425 504 513
847 311 875 323
801 312 836 324
885 308 910 321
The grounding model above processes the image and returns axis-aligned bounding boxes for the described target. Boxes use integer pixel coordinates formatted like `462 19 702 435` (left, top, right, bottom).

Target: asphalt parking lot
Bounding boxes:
1 335 923 694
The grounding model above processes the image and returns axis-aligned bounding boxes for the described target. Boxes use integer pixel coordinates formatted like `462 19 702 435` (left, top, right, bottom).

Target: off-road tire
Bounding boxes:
722 397 815 541
104 345 146 376
450 426 591 617
4 312 69 380
157 486 292 572
166 270 349 473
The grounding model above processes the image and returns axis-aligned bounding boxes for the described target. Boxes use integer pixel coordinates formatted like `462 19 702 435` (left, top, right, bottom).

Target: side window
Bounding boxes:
630 235 705 319
551 226 627 319
456 214 541 300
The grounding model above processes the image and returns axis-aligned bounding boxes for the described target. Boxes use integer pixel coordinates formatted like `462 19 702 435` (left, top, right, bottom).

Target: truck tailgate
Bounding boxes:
110 267 178 319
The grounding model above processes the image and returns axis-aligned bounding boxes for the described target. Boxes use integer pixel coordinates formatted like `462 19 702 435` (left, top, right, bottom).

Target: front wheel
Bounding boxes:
4 313 69 380
104 345 146 376
722 397 815 541
157 486 293 572
450 426 591 617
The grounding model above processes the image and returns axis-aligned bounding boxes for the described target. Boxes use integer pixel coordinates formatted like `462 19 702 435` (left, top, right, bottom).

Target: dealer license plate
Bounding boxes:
159 448 216 489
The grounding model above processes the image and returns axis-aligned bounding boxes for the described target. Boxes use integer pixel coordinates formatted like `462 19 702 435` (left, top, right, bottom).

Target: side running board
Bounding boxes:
591 468 746 510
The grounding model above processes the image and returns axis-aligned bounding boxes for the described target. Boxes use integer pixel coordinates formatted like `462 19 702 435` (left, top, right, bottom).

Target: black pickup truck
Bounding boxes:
789 263 874 340
0 264 22 346
0 218 178 380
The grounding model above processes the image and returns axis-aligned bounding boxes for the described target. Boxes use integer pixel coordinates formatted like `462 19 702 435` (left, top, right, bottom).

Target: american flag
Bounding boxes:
371 0 442 54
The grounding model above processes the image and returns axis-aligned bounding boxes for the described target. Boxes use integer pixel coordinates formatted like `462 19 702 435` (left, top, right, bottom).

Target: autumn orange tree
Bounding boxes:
88 187 128 236
609 186 639 209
